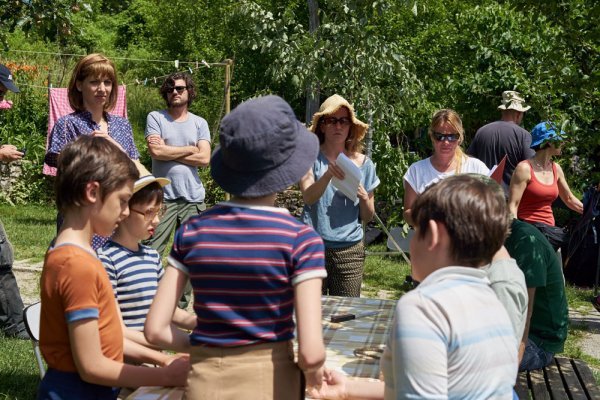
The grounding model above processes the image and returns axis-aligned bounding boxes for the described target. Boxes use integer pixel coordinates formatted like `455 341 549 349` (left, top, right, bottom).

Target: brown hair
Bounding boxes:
315 106 364 154
159 72 196 107
68 53 118 112
411 174 510 267
55 135 139 213
428 109 466 173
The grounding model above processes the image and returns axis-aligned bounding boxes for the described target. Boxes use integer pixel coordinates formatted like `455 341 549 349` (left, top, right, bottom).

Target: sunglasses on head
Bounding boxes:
321 116 352 126
167 86 188 94
433 132 460 142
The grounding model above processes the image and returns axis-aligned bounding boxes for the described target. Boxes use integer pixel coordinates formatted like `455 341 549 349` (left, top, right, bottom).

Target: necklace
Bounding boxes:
532 158 551 170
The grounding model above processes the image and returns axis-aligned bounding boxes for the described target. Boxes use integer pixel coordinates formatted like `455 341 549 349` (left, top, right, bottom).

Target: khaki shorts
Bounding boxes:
185 340 303 400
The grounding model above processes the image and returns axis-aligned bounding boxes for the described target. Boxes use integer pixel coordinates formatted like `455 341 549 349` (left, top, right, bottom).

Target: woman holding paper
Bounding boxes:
403 109 489 223
300 94 380 297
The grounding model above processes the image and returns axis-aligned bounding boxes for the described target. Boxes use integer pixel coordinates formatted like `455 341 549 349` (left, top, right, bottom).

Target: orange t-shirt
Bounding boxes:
40 244 123 372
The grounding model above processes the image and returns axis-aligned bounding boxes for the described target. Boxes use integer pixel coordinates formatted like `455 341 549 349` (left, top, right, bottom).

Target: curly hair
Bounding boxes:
159 72 196 107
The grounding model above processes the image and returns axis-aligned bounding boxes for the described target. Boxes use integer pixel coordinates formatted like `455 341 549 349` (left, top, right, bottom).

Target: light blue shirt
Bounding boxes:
145 110 210 202
301 152 379 248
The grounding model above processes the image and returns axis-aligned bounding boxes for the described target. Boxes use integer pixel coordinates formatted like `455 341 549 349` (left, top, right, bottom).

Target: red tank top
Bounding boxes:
517 161 558 225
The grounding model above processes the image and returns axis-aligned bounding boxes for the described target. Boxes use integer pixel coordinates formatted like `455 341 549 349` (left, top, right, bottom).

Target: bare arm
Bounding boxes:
307 369 384 400
299 163 345 206
172 307 197 331
402 180 418 225
175 139 211 167
146 134 199 162
0 144 24 162
508 162 531 218
556 163 583 214
69 319 188 388
295 278 326 391
519 287 536 363
144 266 191 353
358 185 375 223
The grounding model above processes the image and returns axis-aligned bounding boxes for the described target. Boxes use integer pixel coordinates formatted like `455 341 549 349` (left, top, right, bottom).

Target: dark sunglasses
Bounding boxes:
433 132 460 142
167 86 188 94
321 117 352 126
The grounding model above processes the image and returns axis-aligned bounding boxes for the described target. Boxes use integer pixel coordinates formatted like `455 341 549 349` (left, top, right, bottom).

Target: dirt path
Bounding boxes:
12 260 43 306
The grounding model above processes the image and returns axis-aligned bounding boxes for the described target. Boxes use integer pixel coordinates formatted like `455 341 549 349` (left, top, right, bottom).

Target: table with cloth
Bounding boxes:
128 296 397 399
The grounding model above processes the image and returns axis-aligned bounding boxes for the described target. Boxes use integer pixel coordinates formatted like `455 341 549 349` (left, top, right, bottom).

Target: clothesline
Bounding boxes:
6 49 228 67
14 64 226 89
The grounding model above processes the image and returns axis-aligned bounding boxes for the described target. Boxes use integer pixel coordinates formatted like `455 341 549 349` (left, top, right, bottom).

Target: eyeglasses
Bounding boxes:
433 132 460 142
167 86 188 94
321 117 352 127
130 206 166 221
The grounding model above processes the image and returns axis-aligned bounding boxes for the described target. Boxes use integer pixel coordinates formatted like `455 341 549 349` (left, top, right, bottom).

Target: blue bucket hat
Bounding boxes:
530 121 566 148
211 95 319 197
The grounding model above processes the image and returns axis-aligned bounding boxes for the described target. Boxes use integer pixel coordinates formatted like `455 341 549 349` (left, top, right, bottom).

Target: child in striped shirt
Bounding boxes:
144 95 327 399
98 164 195 347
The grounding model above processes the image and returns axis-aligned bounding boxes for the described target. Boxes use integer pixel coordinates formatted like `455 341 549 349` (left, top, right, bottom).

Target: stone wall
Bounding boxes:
0 161 23 195
275 188 304 217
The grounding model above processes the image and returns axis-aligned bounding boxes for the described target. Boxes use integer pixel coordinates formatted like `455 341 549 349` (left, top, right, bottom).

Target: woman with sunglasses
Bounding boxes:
403 109 489 223
508 122 583 249
45 53 140 249
300 94 380 297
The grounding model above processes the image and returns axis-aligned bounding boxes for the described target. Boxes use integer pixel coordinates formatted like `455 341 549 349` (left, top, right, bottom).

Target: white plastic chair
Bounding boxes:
23 302 46 378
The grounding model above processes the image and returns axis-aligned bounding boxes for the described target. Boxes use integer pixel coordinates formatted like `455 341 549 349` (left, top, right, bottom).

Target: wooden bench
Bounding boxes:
515 357 600 399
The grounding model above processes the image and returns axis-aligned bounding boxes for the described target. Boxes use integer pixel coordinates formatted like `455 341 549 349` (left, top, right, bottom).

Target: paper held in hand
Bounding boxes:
331 153 362 204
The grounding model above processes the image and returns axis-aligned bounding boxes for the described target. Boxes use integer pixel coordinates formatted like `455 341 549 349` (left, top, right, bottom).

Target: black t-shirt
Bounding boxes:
468 120 534 186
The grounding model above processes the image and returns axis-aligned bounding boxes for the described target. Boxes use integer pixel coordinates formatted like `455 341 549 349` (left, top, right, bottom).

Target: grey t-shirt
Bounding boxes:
145 110 210 202
468 120 534 187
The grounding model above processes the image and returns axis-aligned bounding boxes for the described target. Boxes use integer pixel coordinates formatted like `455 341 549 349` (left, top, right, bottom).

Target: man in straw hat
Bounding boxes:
468 90 533 190
0 63 29 340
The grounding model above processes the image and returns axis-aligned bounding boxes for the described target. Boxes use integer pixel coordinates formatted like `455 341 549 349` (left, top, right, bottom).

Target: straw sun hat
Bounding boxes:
133 160 170 193
309 94 369 142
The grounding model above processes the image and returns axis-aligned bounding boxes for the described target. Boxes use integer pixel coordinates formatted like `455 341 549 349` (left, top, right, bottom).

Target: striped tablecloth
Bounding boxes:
128 296 397 399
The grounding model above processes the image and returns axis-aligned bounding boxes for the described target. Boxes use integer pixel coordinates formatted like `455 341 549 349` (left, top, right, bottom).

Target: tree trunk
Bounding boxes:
305 0 320 125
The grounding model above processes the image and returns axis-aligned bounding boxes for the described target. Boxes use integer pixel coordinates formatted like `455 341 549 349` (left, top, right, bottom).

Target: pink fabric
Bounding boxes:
43 86 128 176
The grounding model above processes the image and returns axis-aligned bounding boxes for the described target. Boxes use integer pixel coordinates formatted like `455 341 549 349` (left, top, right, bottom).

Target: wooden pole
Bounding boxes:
224 59 233 115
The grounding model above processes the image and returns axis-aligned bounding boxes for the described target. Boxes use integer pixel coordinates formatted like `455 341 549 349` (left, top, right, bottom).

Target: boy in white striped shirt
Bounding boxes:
98 165 195 349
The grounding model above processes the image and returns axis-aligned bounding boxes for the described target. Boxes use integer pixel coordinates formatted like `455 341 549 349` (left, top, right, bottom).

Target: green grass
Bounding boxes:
0 336 41 399
0 203 55 263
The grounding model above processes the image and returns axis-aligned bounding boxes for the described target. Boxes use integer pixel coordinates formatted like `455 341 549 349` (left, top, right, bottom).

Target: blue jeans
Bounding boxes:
37 368 120 400
519 338 554 371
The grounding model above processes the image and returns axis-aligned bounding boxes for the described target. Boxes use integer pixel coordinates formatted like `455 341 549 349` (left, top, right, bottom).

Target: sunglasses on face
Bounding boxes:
167 86 188 94
433 132 460 142
130 206 166 222
321 117 352 127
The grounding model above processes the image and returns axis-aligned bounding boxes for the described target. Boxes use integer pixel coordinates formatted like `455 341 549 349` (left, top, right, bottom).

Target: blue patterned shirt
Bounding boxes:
45 111 139 167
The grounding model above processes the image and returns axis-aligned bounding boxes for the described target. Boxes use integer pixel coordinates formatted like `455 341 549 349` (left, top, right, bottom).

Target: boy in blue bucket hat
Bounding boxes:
144 95 327 399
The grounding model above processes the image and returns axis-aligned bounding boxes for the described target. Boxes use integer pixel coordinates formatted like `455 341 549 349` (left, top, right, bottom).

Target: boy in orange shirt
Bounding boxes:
38 135 188 399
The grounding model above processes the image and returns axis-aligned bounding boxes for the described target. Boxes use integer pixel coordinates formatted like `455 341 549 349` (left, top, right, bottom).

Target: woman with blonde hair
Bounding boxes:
300 94 380 297
403 109 489 222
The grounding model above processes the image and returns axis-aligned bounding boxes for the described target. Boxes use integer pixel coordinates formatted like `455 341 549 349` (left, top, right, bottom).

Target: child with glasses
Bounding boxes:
38 136 188 400
98 165 196 345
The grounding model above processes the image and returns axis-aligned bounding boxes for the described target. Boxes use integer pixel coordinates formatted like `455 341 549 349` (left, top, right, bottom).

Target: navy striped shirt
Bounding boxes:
98 241 164 331
169 202 326 347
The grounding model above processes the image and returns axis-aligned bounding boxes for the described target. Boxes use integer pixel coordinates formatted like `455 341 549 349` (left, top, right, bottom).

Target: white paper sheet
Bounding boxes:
331 153 362 204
